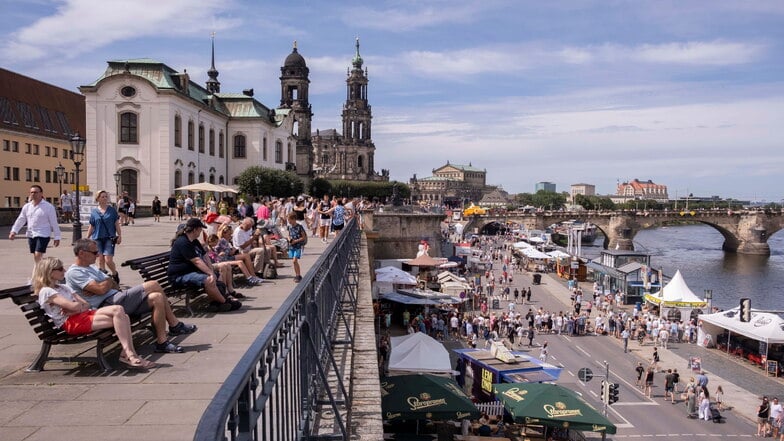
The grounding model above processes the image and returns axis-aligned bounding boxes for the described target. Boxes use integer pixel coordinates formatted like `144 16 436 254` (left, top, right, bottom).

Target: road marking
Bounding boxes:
575 345 591 357
610 402 659 406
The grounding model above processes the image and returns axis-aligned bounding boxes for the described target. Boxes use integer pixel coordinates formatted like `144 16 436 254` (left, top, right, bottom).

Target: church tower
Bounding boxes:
279 41 313 178
205 33 220 94
340 38 375 178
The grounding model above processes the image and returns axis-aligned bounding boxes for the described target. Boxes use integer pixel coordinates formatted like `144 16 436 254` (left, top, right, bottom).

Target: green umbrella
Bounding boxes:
493 383 617 434
381 374 479 421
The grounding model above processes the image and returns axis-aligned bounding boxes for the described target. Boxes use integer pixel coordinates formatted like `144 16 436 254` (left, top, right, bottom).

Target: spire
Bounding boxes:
351 37 363 70
206 31 220 94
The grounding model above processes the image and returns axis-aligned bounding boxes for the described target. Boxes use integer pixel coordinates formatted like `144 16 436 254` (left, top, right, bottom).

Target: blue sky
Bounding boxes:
3 0 783 201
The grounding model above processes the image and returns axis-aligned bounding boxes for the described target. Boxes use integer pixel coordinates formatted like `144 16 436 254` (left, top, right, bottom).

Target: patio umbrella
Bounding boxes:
176 183 237 193
404 254 441 267
493 382 616 434
381 374 479 421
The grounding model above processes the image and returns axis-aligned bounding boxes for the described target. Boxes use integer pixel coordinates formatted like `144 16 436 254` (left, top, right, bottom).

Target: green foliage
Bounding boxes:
530 190 567 210
236 166 303 198
325 180 410 199
574 194 616 210
309 178 332 198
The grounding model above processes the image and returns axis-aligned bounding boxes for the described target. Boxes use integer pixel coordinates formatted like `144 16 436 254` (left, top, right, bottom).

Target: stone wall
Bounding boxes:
362 210 446 259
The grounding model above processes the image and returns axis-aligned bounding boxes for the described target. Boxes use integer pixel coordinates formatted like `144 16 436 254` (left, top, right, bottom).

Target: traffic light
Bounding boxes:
601 381 609 404
740 298 751 322
608 383 620 404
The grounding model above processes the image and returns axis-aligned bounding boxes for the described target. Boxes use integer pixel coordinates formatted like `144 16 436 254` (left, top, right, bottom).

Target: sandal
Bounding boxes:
229 291 246 299
119 354 156 370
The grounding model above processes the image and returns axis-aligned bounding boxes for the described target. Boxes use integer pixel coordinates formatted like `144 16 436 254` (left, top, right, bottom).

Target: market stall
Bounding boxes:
643 270 707 321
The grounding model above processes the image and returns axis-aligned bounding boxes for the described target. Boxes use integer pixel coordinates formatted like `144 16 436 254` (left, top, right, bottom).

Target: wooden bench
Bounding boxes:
121 251 205 316
0 284 150 372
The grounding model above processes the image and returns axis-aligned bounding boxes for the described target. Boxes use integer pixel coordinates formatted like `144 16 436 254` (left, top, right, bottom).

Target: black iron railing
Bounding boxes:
194 219 361 441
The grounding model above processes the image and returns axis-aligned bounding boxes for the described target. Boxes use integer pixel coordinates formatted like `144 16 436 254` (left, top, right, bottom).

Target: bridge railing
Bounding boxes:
194 218 361 441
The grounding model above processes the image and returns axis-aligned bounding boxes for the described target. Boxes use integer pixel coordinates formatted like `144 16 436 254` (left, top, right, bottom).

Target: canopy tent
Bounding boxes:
437 271 467 284
513 241 533 249
547 250 571 259
379 292 458 305
699 307 784 345
389 332 452 376
440 281 472 297
644 270 707 309
175 183 239 194
381 374 479 421
375 267 418 285
493 382 616 434
404 254 443 267
398 288 464 304
521 248 551 260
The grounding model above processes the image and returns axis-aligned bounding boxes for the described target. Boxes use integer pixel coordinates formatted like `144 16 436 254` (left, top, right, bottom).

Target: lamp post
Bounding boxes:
254 175 261 198
113 171 121 205
704 289 713 312
55 163 65 202
70 133 86 242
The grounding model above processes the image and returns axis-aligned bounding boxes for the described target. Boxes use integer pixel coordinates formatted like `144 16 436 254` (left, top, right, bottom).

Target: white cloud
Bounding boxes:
634 41 765 65
2 0 239 61
343 3 483 32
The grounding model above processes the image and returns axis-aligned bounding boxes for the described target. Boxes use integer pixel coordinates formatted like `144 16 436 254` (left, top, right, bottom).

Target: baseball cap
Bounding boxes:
186 218 207 229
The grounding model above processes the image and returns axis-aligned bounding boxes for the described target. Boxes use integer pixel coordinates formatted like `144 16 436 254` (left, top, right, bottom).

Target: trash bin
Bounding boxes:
492 299 500 310
533 273 542 285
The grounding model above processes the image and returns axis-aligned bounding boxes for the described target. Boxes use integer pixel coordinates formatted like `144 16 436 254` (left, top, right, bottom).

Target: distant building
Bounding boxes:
570 183 596 203
1 67 85 208
478 187 510 208
409 161 487 207
614 179 669 203
535 181 556 193
311 39 388 182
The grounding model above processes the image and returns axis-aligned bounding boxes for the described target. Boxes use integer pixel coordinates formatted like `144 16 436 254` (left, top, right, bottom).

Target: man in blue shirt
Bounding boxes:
66 238 196 353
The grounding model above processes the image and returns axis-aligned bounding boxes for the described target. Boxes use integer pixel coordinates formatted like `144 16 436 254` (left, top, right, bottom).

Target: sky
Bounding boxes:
2 0 783 202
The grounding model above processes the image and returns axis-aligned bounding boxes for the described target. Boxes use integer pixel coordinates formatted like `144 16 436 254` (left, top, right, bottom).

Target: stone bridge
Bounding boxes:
466 210 784 256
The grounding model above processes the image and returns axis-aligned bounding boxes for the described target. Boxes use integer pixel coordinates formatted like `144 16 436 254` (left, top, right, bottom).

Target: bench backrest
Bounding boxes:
122 251 180 294
0 285 61 341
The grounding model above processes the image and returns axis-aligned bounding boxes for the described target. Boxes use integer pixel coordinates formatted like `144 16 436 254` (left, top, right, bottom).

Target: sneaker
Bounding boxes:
248 276 264 285
168 322 198 336
227 299 243 311
207 301 232 313
321 238 327 243
154 340 184 353
293 275 302 283
111 272 120 284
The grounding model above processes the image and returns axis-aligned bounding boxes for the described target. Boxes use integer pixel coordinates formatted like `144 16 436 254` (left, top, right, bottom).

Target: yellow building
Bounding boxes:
1 68 85 208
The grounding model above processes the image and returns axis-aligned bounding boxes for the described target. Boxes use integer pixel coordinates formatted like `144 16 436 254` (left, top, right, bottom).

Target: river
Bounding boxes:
582 224 784 311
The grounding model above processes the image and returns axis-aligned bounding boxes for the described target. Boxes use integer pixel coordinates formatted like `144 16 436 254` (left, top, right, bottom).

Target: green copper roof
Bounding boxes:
446 163 483 172
420 176 458 182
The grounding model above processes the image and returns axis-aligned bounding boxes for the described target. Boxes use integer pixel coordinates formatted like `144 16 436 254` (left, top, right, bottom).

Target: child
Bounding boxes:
286 212 307 282
715 385 724 411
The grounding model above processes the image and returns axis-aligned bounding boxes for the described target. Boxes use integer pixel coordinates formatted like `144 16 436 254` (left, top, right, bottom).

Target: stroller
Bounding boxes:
709 405 724 423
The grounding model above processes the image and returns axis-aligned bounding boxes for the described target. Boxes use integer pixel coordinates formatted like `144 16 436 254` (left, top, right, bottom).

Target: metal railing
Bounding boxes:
194 219 361 441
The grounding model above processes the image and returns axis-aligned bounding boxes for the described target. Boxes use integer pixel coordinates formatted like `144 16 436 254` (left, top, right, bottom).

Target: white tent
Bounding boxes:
699 307 784 345
375 266 417 295
521 248 551 259
437 271 467 284
644 270 707 308
547 250 571 259
388 332 453 376
513 241 533 249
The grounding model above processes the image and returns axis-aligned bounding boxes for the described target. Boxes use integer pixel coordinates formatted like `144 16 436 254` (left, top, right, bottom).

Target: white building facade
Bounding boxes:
79 47 305 204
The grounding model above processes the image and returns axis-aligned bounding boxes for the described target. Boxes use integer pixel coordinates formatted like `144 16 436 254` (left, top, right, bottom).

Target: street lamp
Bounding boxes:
254 175 261 198
55 163 65 202
113 171 121 204
70 133 86 242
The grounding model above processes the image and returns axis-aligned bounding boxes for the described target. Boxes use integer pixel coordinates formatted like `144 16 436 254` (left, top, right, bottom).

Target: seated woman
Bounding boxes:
33 257 155 369
204 234 253 298
210 226 263 285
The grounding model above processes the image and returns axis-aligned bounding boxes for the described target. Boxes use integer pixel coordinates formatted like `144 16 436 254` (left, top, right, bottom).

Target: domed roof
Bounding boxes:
284 42 307 68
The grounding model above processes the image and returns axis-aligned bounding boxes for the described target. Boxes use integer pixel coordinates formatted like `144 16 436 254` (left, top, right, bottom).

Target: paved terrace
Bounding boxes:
0 219 340 441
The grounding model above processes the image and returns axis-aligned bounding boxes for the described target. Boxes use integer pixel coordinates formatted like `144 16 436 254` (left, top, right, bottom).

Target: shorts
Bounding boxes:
332 222 344 231
185 206 193 215
288 247 302 259
63 310 97 335
101 284 150 315
174 272 209 288
168 207 177 214
94 237 116 256
319 218 331 227
62 206 73 213
28 236 51 253
665 386 673 393
645 380 653 386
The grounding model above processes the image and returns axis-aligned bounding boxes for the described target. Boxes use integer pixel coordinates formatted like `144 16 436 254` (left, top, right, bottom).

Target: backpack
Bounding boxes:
298 224 308 246
263 263 278 279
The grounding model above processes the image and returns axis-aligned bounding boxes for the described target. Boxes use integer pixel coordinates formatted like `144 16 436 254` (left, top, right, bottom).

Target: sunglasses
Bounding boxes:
82 250 99 255
52 267 64 271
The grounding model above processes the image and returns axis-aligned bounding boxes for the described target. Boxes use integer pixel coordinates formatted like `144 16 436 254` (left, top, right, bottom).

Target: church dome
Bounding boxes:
284 46 307 68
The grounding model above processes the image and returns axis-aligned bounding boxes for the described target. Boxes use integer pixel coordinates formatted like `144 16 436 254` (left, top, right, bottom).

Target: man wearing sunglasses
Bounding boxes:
65 239 196 353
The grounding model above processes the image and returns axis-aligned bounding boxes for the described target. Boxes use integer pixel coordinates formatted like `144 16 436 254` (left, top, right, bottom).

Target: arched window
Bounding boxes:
174 169 182 189
209 174 215 184
119 169 138 201
119 112 138 143
262 137 267 161
275 140 283 163
198 124 205 153
198 173 205 183
357 155 364 170
174 115 182 147
188 171 195 185
233 134 246 158
288 143 293 162
219 175 225 184
218 131 224 158
322 153 329 165
187 120 194 150
209 129 215 156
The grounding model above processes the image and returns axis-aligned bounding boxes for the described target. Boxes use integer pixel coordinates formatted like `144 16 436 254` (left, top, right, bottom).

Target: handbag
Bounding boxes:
98 209 119 244
263 263 278 279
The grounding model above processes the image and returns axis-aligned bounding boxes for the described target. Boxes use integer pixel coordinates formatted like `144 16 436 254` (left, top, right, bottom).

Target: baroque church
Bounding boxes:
311 39 389 182
78 38 385 205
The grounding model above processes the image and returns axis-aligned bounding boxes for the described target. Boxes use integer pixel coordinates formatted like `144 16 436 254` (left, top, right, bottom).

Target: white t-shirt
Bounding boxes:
38 285 78 329
770 402 783 420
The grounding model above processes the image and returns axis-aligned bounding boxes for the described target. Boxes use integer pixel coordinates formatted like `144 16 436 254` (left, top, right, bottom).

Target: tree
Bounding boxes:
531 190 566 210
309 178 332 198
236 166 303 198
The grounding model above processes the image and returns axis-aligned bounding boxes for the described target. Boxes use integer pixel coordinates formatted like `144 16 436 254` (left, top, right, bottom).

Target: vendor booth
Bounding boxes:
644 270 707 321
698 307 784 375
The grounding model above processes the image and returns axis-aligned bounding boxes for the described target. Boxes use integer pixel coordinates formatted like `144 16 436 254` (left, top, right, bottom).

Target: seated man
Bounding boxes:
169 218 241 312
66 239 196 353
232 217 272 275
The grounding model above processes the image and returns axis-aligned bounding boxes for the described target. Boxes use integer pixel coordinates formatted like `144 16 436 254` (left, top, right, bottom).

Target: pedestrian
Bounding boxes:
635 362 645 389
696 370 708 388
672 368 680 393
167 193 177 221
539 341 549 363
758 397 771 437
526 287 532 302
86 190 122 284
652 347 660 370
527 325 535 347
664 369 675 403
715 385 724 411
9 185 62 266
60 189 73 223
127 199 136 225
621 328 630 353
514 287 520 303
152 196 162 222
286 212 306 283
699 388 711 421
644 366 655 398
770 397 782 439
